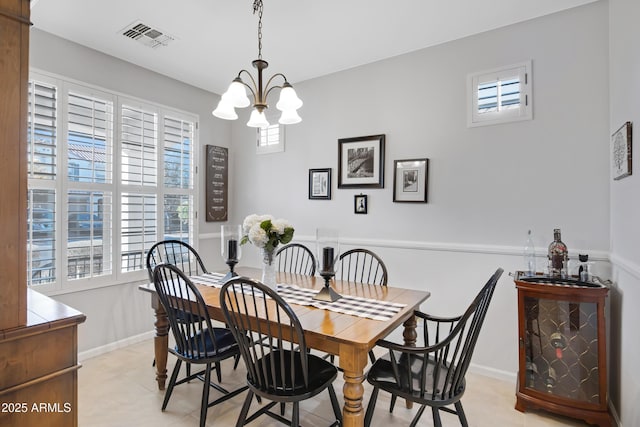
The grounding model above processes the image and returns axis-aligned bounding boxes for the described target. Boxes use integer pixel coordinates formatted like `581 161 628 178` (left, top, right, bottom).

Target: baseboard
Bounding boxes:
468 362 517 383
78 330 155 362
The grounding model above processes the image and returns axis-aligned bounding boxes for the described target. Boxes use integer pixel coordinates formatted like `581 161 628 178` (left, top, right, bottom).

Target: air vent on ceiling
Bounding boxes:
120 20 175 49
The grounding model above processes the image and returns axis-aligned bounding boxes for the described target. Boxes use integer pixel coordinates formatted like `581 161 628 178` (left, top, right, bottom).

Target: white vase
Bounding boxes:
261 248 277 290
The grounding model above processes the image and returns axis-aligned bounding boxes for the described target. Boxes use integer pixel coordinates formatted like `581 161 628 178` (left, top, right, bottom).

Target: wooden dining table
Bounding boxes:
139 266 430 427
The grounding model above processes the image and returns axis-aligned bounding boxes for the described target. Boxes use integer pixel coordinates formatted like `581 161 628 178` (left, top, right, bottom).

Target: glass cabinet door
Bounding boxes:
522 295 600 404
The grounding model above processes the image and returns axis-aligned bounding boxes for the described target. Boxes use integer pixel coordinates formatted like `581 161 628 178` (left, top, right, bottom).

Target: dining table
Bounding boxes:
139 266 431 427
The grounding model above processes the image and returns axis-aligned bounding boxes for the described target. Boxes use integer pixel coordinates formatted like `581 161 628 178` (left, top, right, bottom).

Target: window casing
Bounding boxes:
468 61 532 127
27 71 198 294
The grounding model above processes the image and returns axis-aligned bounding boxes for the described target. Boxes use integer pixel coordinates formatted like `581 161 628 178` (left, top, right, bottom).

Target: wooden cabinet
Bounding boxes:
0 290 86 427
514 273 611 427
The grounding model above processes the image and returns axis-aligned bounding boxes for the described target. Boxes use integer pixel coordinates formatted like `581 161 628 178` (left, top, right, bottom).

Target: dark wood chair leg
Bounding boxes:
162 359 182 410
428 406 441 427
236 391 254 427
199 364 212 427
292 402 300 427
328 385 342 423
455 401 469 427
215 361 222 383
389 393 397 413
364 386 379 427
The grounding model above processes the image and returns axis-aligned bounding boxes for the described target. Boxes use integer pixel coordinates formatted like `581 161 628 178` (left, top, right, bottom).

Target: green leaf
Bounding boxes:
280 227 295 245
260 219 272 232
240 236 249 245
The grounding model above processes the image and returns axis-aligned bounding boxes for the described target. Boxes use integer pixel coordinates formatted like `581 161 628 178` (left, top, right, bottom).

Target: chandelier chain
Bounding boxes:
253 0 263 60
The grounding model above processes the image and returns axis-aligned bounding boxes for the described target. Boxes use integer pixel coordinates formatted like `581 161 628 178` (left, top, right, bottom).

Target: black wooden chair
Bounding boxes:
276 243 316 276
333 248 388 364
146 240 208 370
220 277 342 427
146 239 208 282
337 248 388 286
364 268 504 427
152 263 248 427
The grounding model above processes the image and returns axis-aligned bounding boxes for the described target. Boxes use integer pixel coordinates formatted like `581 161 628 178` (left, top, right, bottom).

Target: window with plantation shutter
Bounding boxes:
26 70 198 293
468 61 532 127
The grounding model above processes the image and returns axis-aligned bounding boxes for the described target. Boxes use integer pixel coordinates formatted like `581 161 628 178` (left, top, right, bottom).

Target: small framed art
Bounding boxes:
309 168 331 200
612 121 632 180
354 194 368 214
338 134 385 188
393 158 429 203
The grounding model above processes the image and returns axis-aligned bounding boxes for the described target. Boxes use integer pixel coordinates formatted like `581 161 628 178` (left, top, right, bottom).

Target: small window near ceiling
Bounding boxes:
256 110 285 154
468 61 532 127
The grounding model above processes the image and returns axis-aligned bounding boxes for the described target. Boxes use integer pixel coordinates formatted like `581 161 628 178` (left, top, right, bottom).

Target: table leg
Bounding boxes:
151 294 169 390
402 313 418 409
339 346 368 427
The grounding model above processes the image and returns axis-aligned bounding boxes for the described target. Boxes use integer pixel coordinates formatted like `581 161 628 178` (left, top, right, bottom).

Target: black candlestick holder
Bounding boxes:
222 258 238 282
314 269 342 302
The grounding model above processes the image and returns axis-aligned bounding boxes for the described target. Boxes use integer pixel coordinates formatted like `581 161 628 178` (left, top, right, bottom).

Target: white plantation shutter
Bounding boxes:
27 189 56 287
163 115 195 244
67 91 113 183
27 80 57 179
121 104 158 186
164 116 194 190
121 193 157 272
65 87 115 282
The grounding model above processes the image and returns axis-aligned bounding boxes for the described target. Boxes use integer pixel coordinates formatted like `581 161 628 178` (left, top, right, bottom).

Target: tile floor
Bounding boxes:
78 339 588 426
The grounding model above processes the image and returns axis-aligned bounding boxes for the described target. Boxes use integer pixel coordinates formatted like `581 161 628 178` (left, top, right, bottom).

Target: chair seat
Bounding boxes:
367 353 465 403
173 327 238 360
252 350 338 398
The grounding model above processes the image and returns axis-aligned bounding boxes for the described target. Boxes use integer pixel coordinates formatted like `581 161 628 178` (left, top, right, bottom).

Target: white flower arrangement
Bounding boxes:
241 214 295 252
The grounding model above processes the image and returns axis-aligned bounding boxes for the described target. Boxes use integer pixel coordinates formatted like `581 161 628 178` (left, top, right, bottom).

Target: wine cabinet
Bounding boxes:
514 272 611 427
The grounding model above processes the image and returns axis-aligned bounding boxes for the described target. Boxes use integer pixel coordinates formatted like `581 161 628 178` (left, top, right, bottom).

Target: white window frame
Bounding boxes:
27 69 199 295
467 60 532 127
256 110 285 154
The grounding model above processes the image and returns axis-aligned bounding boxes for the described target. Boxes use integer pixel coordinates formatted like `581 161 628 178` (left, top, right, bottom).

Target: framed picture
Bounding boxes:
354 194 368 214
309 168 331 200
612 121 632 180
393 158 429 203
338 134 385 188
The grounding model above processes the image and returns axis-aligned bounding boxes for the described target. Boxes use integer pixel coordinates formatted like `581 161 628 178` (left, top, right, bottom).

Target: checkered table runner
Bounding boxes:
277 284 405 321
190 272 226 288
189 273 405 321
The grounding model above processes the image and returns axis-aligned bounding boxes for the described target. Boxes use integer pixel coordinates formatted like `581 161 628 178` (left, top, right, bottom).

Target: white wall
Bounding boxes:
230 1 610 380
608 0 640 425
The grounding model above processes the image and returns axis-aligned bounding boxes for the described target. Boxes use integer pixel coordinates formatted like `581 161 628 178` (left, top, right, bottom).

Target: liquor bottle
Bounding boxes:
545 367 557 393
547 229 568 277
549 332 567 359
523 230 536 277
525 356 538 388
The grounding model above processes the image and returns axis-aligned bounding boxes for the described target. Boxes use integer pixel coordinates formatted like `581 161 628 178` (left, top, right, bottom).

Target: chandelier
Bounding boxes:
212 0 303 128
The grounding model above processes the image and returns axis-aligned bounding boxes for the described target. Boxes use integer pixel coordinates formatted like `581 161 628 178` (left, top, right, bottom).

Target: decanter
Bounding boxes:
547 228 568 277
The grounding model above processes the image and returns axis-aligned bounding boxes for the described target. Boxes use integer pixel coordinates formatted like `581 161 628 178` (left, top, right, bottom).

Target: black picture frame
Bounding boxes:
393 158 429 203
338 134 385 188
309 168 331 200
354 194 368 214
612 121 632 180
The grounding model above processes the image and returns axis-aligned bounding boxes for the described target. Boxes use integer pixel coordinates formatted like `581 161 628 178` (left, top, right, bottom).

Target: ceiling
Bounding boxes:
31 0 597 95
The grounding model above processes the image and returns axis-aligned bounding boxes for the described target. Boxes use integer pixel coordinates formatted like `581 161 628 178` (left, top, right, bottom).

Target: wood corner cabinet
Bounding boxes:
514 272 612 427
